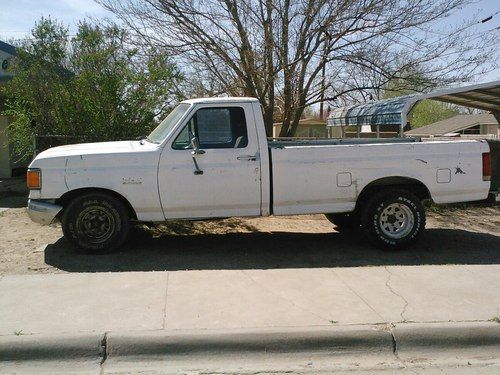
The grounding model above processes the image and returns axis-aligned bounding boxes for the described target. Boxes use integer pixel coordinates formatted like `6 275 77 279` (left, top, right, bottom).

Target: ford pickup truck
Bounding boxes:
26 97 494 252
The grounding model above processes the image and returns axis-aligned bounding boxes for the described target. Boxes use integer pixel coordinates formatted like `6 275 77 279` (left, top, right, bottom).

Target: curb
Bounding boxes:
393 321 500 360
0 332 103 362
1 322 499 363
106 325 391 359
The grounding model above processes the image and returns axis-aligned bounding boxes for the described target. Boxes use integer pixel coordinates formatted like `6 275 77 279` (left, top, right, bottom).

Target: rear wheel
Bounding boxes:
361 189 425 250
61 192 130 253
325 212 360 231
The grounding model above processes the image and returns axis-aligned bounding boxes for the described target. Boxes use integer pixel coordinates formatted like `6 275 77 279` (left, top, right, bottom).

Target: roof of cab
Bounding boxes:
182 97 259 104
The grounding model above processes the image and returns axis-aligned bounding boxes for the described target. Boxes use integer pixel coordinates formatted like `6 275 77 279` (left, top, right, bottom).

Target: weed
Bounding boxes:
489 316 500 323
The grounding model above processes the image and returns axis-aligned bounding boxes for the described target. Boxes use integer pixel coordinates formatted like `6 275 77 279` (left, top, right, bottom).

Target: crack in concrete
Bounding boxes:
162 272 170 329
99 332 108 374
384 267 409 323
240 270 332 323
388 324 413 372
330 269 386 323
389 327 397 354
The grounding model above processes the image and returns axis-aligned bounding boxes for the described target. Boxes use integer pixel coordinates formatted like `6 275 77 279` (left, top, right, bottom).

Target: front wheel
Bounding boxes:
61 192 130 253
361 189 425 250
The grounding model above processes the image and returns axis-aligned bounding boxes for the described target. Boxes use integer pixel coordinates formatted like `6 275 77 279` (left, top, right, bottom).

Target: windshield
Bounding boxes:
148 103 191 143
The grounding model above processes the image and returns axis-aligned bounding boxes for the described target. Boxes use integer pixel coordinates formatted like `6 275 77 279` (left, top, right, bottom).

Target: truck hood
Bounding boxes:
33 140 157 160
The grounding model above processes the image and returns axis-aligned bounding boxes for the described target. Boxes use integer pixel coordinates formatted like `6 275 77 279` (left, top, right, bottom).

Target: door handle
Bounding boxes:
237 154 258 161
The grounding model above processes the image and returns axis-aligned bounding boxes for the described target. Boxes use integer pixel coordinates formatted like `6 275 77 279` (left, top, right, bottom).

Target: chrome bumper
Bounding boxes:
27 199 63 225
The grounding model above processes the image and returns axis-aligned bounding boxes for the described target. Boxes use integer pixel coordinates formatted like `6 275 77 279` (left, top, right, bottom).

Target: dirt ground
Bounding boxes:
1 177 499 275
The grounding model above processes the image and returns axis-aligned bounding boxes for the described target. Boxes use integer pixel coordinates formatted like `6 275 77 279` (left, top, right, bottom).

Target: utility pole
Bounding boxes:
319 31 330 120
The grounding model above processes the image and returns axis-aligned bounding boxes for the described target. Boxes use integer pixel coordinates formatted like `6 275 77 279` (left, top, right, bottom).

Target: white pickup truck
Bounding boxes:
26 97 494 253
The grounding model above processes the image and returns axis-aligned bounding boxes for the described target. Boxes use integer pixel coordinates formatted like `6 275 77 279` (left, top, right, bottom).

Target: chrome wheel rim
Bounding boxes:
77 206 115 242
379 203 414 239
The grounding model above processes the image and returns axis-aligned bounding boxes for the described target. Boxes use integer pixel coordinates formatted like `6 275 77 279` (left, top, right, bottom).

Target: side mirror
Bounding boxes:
190 136 205 155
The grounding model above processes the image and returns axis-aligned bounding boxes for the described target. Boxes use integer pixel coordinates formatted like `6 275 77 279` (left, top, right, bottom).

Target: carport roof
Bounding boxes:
426 81 500 112
327 80 500 135
328 95 416 127
405 113 498 136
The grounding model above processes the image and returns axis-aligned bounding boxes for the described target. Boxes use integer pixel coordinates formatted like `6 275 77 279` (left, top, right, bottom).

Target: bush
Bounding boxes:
2 18 183 160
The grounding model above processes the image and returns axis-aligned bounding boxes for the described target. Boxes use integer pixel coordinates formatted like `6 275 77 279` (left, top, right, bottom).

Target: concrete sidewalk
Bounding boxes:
1 265 499 373
2 265 499 334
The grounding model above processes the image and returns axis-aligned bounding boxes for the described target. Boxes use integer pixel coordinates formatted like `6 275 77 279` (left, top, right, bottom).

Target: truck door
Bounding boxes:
158 103 262 219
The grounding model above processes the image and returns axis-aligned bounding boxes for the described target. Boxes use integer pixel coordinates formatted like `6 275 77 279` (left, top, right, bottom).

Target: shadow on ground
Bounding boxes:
44 228 500 272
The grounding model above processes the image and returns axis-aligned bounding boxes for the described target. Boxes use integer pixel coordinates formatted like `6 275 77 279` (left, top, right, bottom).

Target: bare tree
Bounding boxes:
98 0 498 136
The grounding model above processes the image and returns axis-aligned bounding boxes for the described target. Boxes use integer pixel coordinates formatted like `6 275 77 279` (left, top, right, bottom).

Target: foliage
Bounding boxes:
408 101 458 129
2 18 182 160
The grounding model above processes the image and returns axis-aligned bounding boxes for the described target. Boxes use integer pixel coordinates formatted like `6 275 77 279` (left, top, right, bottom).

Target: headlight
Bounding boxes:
27 168 41 190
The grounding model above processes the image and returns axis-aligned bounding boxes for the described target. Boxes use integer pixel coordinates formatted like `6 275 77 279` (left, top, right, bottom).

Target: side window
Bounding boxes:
172 117 195 150
197 108 233 145
172 107 248 149
172 123 191 149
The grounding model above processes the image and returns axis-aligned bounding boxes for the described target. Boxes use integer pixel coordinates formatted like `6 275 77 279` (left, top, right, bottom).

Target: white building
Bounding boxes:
0 40 16 178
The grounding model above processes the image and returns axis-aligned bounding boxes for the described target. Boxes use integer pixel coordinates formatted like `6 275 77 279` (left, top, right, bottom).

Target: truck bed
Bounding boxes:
268 138 490 216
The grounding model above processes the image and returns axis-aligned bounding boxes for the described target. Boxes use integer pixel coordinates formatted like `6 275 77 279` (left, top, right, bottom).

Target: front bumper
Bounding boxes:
27 199 63 225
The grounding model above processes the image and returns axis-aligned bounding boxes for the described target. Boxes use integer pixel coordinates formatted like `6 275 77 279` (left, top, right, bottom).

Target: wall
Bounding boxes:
0 115 11 178
0 43 16 177
0 49 15 81
481 124 499 137
273 125 328 138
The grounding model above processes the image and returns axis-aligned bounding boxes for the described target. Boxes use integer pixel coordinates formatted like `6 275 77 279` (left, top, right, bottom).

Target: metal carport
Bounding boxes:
327 80 500 137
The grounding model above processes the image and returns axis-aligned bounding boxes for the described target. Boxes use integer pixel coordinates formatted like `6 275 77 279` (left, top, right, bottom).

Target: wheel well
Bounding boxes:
355 177 431 211
56 188 138 220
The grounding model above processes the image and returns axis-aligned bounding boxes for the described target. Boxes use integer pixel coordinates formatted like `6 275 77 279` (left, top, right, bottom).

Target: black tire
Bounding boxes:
361 189 425 250
325 212 360 231
61 192 130 253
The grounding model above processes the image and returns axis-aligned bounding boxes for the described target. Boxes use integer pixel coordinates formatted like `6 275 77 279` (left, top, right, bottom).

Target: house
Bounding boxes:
273 118 327 138
0 40 16 178
405 113 499 138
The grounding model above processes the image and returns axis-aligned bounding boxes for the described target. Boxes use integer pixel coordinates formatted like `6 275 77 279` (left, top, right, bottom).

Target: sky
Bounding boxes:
0 0 113 41
0 0 499 82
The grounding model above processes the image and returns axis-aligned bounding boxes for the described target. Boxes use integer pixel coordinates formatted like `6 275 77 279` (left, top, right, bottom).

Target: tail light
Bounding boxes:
482 152 491 181
27 169 41 189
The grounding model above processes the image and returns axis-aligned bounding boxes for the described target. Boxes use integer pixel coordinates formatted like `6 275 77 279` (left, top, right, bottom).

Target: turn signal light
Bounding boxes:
27 169 41 189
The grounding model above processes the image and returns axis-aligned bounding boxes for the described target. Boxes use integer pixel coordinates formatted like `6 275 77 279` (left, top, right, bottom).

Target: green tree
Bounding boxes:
2 18 182 160
408 101 458 129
